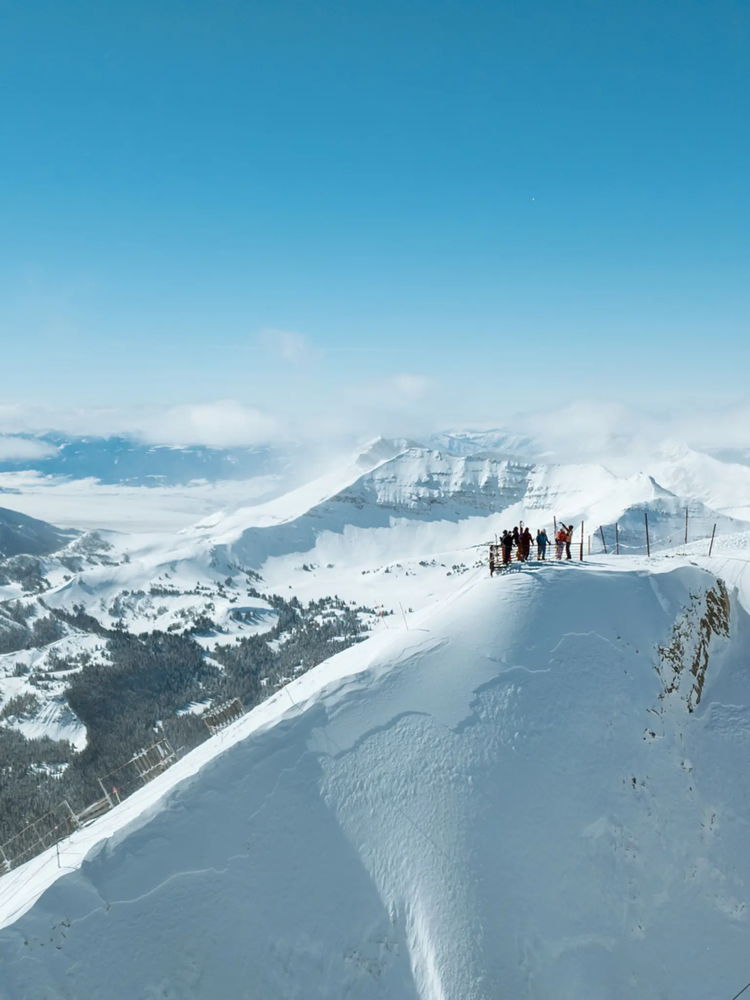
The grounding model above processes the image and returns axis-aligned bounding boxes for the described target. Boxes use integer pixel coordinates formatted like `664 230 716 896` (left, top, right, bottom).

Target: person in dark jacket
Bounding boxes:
521 527 533 561
563 523 575 560
536 529 548 560
501 530 513 565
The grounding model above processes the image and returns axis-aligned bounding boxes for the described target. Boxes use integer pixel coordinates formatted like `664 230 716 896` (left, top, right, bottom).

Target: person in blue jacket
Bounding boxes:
536 528 549 560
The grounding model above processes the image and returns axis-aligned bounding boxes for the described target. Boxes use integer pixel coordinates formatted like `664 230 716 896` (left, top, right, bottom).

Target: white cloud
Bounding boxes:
0 390 747 462
503 396 750 467
386 373 432 401
354 373 434 410
0 436 58 461
137 401 280 448
0 401 281 450
258 328 319 365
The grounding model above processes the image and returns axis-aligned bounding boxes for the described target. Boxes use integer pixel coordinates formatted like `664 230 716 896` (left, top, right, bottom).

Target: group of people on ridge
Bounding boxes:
488 523 575 575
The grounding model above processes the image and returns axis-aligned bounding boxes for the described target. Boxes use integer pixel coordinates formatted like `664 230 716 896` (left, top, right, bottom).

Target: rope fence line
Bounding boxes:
587 508 736 558
487 511 742 573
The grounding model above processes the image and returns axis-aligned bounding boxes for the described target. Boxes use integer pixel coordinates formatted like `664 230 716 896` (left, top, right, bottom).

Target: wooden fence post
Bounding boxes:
684 506 689 545
644 511 651 557
708 523 717 556
97 778 114 809
615 522 620 555
580 522 584 561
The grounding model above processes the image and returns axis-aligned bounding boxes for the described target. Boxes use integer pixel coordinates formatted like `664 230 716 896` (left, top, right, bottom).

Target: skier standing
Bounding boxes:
536 529 548 560
555 526 566 560
521 527 533 561
564 523 574 560
501 530 513 565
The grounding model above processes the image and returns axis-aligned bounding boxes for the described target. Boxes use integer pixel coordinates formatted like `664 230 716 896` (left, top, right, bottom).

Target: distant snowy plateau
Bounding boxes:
1 434 750 999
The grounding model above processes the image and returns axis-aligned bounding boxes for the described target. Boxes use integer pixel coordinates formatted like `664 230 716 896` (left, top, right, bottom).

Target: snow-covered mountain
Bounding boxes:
1 430 750 996
426 428 538 458
0 433 295 487
206 446 747 577
2 557 750 999
1 440 747 756
0 507 76 559
649 442 750 521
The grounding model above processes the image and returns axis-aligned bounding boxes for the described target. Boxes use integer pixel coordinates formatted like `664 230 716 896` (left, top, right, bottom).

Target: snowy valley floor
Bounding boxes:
1 556 750 999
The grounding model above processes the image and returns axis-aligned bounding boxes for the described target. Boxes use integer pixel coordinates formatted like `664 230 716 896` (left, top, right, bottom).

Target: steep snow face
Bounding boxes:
337 449 537 513
2 561 750 1000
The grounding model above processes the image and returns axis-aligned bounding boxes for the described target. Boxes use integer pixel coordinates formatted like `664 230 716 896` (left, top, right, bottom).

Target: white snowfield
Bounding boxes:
1 554 750 999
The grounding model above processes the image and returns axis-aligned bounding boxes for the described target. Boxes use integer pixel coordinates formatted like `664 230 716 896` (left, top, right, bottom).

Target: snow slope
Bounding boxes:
650 442 750 521
1 557 750 999
0 506 76 558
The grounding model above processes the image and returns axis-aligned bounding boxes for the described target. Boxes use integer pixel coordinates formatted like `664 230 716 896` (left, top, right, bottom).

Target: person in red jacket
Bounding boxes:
555 527 566 560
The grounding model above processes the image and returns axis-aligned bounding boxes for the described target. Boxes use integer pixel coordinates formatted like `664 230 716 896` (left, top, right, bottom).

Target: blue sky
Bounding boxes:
1 0 748 443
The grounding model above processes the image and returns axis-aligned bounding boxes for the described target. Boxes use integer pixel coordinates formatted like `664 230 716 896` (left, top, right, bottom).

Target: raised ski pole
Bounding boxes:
644 511 651 557
615 522 620 555
708 523 717 557
599 525 607 554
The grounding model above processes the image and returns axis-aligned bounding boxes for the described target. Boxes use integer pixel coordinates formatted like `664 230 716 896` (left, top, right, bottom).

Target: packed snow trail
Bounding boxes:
1 561 750 999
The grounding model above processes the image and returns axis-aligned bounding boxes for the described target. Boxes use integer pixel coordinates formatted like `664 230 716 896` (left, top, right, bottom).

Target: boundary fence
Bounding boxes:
1 695 250 878
201 698 243 734
0 737 177 875
489 509 729 573
587 510 722 557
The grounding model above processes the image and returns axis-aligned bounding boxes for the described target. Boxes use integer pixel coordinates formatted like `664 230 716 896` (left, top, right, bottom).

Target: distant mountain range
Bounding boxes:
0 433 293 486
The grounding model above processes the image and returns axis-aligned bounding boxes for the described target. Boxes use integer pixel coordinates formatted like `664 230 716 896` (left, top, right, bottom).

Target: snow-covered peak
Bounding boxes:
354 436 417 468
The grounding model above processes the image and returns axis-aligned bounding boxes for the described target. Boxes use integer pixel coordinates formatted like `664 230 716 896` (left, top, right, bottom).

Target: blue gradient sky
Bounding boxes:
1 0 748 440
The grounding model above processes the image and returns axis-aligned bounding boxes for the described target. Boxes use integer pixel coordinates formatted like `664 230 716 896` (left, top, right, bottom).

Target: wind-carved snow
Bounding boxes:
2 562 750 999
